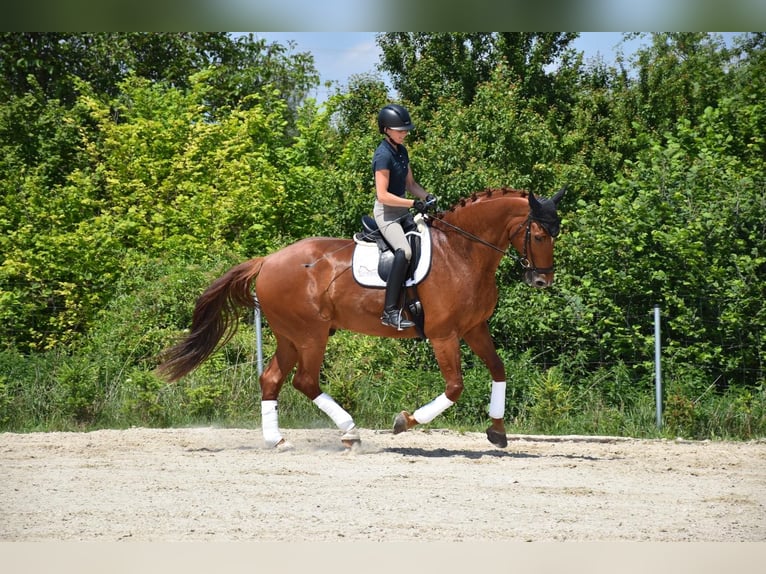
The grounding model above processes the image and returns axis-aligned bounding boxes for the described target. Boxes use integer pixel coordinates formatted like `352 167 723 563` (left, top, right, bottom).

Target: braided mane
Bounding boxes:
435 187 529 218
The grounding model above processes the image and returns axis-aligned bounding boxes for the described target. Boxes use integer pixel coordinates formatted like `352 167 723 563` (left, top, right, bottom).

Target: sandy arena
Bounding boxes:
1 427 764 542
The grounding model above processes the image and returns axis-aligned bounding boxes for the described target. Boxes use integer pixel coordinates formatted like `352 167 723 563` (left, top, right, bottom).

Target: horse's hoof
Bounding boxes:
341 427 361 448
264 436 286 449
486 427 508 448
275 439 295 451
393 411 411 434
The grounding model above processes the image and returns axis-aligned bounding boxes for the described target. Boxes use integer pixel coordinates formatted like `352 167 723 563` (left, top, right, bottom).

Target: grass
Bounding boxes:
2 327 764 441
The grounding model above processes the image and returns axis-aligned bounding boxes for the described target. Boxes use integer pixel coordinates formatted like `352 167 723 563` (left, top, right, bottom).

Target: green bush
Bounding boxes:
527 366 573 433
120 368 169 426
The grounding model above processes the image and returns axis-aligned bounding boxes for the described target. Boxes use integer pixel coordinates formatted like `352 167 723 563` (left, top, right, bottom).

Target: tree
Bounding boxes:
376 32 577 115
0 33 321 351
0 33 318 122
629 33 730 138
329 72 390 138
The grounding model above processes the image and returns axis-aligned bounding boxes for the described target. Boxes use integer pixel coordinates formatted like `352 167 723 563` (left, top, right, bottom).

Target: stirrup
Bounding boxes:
381 309 414 330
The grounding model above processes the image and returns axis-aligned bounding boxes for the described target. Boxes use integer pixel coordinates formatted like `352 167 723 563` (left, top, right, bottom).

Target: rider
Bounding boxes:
373 103 436 330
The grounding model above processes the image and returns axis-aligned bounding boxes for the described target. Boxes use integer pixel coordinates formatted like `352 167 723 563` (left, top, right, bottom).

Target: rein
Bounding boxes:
430 214 554 274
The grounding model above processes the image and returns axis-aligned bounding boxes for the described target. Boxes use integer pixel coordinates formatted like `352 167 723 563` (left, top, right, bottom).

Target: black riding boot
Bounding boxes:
381 249 415 330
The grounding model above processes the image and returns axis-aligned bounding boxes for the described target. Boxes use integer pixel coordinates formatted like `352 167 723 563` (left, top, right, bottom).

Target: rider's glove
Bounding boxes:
413 194 437 214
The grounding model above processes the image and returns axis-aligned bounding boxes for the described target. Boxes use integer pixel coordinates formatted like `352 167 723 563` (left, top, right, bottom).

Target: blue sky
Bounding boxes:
251 32 656 104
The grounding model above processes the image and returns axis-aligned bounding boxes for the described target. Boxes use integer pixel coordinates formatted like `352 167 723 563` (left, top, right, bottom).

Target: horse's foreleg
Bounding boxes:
463 322 508 448
259 336 298 448
394 336 461 434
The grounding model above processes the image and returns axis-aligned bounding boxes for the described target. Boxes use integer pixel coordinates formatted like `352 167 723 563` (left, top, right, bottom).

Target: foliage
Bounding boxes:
0 32 318 121
0 69 309 351
376 33 578 117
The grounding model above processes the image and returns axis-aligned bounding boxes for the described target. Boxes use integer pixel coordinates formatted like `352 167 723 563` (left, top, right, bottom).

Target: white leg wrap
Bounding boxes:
413 393 454 424
261 400 283 448
313 392 355 432
489 380 507 419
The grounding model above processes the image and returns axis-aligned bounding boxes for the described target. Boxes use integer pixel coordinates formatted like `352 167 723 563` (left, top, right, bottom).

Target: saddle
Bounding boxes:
351 213 432 288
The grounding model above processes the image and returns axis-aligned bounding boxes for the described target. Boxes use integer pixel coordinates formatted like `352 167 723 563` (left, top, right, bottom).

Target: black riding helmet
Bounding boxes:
378 104 415 133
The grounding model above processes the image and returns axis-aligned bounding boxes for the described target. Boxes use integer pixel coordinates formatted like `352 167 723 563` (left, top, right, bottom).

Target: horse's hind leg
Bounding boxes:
463 322 508 448
291 334 360 448
259 334 298 448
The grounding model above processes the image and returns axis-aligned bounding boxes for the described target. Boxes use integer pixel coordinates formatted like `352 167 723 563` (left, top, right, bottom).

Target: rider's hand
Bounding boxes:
413 194 437 214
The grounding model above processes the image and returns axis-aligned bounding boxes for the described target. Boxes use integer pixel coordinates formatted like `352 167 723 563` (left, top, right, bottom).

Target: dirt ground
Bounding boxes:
1 426 765 542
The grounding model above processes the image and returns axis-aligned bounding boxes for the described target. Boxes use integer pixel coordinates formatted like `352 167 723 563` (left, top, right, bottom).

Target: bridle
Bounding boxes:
518 218 556 275
429 214 555 275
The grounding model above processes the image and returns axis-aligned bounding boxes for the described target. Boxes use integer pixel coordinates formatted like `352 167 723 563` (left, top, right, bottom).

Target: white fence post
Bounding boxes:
654 304 663 429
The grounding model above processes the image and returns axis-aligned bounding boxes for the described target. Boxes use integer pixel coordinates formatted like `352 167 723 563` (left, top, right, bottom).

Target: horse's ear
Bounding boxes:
528 190 540 209
552 186 567 205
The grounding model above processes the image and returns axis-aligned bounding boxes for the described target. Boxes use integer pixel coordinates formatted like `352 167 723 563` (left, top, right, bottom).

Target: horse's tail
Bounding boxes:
155 257 265 382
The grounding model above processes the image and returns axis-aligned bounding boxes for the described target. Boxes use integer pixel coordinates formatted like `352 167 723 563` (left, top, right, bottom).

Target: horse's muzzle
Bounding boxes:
524 270 554 288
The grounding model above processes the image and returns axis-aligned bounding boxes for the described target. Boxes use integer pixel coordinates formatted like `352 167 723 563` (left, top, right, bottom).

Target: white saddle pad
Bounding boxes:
351 214 432 288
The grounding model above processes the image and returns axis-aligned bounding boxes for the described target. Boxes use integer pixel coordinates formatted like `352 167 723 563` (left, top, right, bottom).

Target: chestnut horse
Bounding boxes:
157 186 565 448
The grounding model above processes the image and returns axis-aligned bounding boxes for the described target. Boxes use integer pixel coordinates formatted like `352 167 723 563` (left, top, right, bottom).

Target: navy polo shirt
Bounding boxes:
372 139 409 197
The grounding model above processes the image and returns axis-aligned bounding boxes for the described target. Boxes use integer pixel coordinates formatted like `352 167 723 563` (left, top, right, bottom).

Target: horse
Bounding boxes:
156 186 565 449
